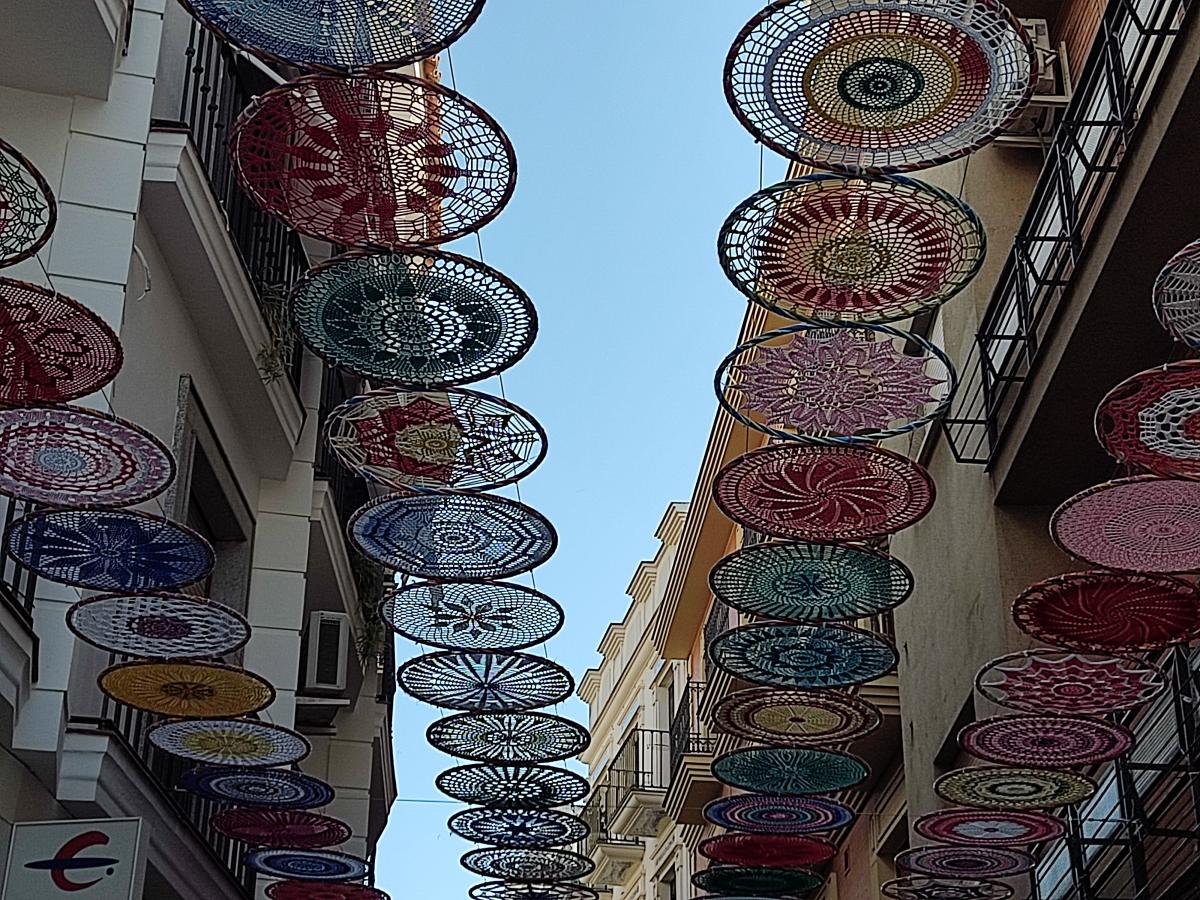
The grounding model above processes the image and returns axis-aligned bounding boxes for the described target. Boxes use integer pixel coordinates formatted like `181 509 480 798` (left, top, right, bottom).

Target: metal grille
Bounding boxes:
669 681 716 775
942 0 1194 463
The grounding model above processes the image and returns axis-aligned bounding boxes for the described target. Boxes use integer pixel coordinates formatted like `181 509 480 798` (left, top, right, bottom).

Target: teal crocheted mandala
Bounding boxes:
709 541 913 621
292 250 536 388
710 622 897 688
713 747 869 795
692 866 823 897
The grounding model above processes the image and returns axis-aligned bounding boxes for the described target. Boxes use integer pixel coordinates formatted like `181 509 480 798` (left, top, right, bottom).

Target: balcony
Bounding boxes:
0 498 39 741
65 682 256 899
607 729 672 836
581 781 645 888
942 0 1197 483
666 681 720 825
143 18 306 477
0 0 129 98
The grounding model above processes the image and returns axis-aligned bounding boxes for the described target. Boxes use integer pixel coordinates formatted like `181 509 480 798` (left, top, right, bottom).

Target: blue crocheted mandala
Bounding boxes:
180 767 335 810
7 508 214 591
350 492 556 580
244 848 369 881
181 0 485 71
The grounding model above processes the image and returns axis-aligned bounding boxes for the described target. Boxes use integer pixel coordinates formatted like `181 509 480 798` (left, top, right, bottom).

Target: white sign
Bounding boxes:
2 818 145 900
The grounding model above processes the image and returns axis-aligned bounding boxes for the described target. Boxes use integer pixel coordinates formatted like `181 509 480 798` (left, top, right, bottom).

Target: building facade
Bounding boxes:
0 3 396 897
645 0 1200 896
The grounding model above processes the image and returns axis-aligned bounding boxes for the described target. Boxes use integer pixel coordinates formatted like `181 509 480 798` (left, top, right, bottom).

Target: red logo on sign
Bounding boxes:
24 830 119 891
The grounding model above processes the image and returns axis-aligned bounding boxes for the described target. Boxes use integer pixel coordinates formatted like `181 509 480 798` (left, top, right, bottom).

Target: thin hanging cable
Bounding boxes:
27 250 169 519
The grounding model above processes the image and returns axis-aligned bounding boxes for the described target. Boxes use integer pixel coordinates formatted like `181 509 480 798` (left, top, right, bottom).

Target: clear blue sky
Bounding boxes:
374 2 783 894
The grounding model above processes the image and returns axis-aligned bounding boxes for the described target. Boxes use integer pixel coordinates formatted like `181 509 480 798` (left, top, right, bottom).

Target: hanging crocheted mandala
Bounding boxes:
914 809 1065 846
66 592 250 659
350 492 556 580
712 747 869 795
436 764 589 809
691 865 823 896
1012 571 1200 653
180 0 484 72
1096 361 1200 477
1153 238 1200 348
0 137 56 268
703 794 855 834
461 848 595 882
383 581 563 652
7 508 214 592
0 278 123 405
717 323 954 443
397 651 574 712
231 75 514 248
935 767 1097 811
1051 476 1200 573
713 687 882 746
882 877 1013 900
960 714 1134 768
699 834 836 869
714 444 935 541
213 808 352 849
709 540 913 621
426 711 590 763
975 649 1167 715
0 405 174 507
448 808 589 849
149 718 310 766
719 177 985 323
325 387 546 492
724 0 1036 173
245 848 369 882
710 622 897 689
267 883 390 900
293 251 536 388
470 882 598 900
181 767 335 810
896 847 1035 880
99 660 274 718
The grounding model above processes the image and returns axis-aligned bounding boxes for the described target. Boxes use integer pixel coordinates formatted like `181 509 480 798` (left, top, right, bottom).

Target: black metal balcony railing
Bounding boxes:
1016 645 1200 899
704 597 732 661
942 0 1194 463
581 779 640 859
315 367 371 529
0 497 39 627
177 20 307 394
609 728 672 797
669 681 716 774
70 689 257 897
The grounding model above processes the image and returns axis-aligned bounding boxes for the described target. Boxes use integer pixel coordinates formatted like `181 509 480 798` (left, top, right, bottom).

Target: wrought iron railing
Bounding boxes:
1011 646 1200 899
315 367 371 530
669 681 716 775
581 779 640 857
610 728 672 797
175 20 307 394
0 497 39 627
70 691 257 896
942 0 1194 463
704 597 732 660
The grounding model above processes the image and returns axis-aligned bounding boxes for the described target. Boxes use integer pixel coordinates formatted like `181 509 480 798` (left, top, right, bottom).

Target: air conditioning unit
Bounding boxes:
997 18 1074 146
304 610 350 693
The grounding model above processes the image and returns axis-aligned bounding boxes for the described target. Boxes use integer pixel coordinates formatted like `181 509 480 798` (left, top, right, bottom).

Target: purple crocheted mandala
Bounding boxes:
730 328 945 438
914 809 1065 846
960 714 1134 768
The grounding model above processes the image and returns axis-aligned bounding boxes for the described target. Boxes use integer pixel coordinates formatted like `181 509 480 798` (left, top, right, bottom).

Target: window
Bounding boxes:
169 377 254 621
